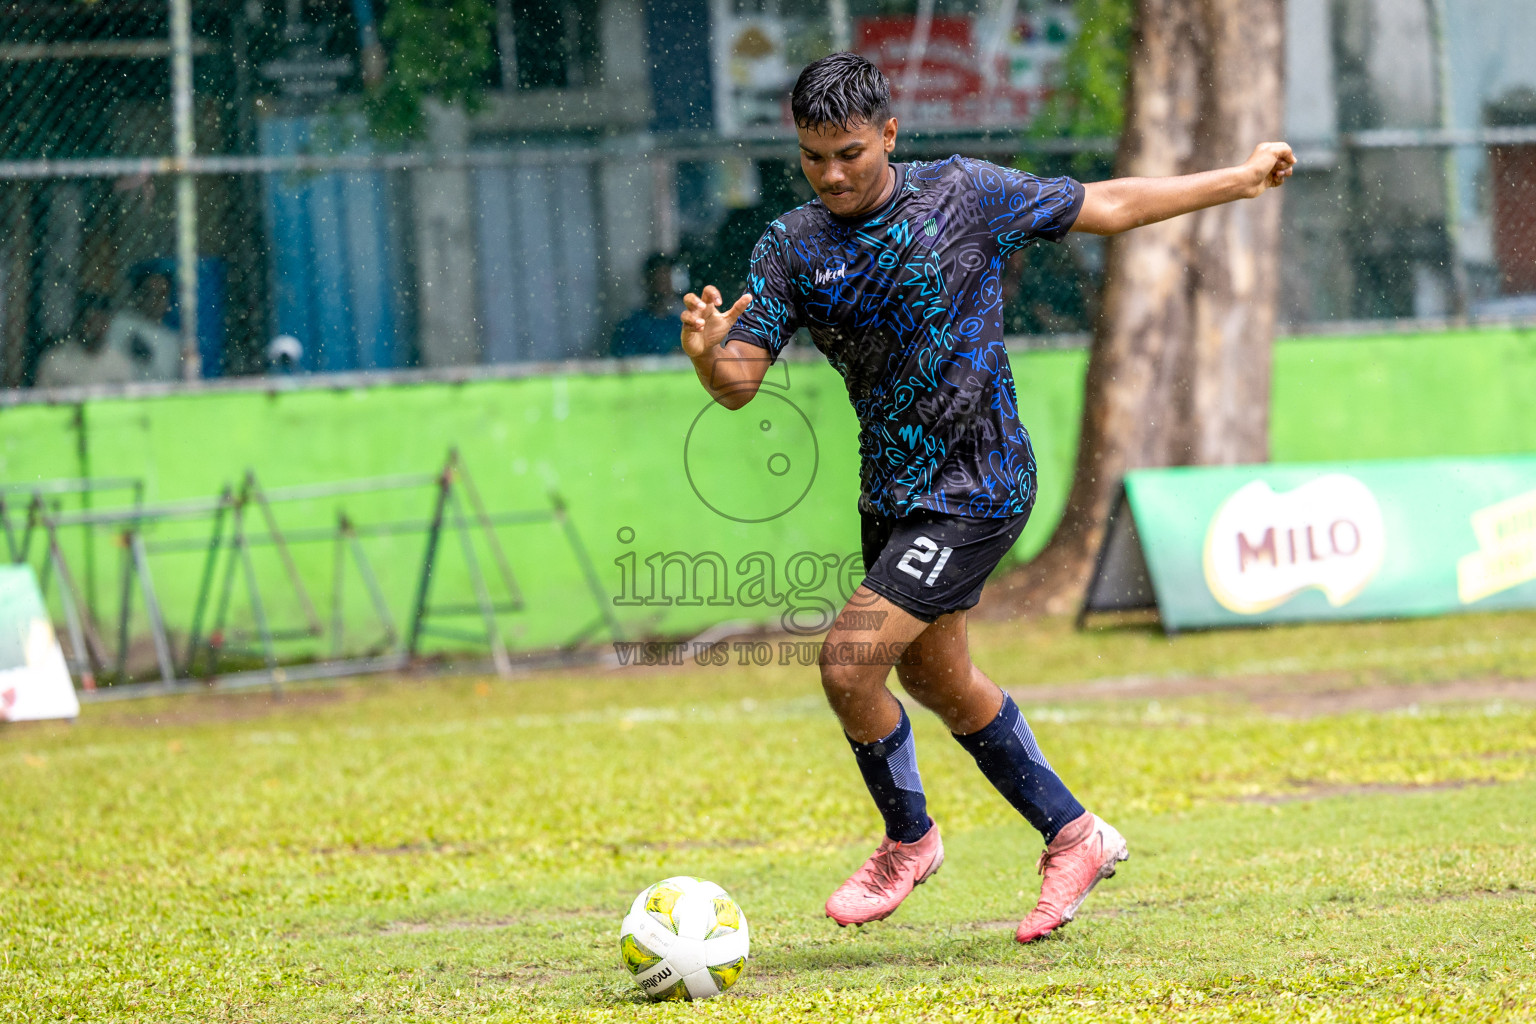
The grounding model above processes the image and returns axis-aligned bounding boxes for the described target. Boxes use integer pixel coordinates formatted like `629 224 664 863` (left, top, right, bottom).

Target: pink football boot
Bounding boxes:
825 822 945 926
1016 812 1128 943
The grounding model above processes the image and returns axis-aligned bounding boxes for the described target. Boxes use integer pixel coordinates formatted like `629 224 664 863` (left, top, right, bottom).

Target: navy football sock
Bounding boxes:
952 693 1085 843
846 704 931 844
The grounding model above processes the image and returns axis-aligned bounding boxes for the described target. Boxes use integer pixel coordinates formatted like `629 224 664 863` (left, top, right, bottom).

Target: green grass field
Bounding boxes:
5 612 1536 1022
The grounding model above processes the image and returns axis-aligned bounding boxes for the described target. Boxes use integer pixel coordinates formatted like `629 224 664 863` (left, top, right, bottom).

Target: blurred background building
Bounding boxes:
0 0 1533 389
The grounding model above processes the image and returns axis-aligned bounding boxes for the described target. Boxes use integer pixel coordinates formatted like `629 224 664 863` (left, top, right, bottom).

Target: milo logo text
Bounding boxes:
1203 475 1386 615
1235 520 1364 571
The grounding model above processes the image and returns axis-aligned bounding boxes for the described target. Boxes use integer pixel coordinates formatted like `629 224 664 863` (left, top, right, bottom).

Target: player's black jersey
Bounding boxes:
728 156 1083 518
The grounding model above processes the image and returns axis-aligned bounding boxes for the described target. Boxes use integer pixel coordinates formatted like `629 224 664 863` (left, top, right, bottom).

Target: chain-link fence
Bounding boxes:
1 0 1534 395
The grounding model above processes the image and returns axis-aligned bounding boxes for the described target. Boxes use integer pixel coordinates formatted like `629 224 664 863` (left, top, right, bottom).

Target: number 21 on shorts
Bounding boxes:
895 536 953 587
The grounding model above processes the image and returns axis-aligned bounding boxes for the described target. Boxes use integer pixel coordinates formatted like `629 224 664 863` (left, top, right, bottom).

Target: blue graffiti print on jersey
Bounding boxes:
727 156 1084 518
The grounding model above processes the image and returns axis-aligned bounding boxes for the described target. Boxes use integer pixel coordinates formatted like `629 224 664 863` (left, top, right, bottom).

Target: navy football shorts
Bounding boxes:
858 508 1031 623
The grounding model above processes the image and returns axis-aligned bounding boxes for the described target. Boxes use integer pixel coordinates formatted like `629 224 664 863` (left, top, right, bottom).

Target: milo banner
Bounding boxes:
1082 456 1536 631
0 566 80 722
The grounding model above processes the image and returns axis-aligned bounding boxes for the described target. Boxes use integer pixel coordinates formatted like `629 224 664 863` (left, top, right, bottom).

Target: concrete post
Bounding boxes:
170 0 200 379
412 103 480 367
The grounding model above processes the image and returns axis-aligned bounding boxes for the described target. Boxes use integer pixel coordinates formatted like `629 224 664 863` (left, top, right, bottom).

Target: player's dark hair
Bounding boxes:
791 52 891 132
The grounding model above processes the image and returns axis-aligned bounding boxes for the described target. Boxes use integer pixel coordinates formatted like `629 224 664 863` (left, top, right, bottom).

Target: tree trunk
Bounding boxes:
994 0 1286 616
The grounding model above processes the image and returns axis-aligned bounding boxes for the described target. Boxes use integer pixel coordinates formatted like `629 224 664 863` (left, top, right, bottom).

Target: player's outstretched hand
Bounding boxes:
1240 142 1296 197
680 286 752 360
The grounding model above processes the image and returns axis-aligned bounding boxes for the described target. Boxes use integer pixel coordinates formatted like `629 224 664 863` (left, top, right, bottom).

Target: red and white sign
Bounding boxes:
855 15 1068 128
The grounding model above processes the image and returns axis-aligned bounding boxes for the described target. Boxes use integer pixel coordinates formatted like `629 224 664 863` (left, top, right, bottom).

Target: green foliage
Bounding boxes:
366 0 497 140
1026 0 1135 177
1038 0 1136 141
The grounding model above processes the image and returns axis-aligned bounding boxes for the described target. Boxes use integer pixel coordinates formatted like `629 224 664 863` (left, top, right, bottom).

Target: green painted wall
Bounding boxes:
0 404 80 484
1270 327 1536 460
0 323 1532 660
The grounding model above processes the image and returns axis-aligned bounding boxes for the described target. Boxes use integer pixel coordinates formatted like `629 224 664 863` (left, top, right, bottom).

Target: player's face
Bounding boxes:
797 117 898 218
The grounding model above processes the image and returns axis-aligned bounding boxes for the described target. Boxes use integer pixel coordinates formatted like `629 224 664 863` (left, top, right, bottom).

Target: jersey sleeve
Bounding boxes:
963 157 1085 250
725 225 800 362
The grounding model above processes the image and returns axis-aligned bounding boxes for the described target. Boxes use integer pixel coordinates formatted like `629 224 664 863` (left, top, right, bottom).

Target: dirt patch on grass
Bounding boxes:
313 841 474 857
383 917 523 935
470 963 589 987
633 838 768 853
960 907 1127 934
84 687 354 729
1237 778 1503 805
1011 674 1536 718
383 907 604 935
1420 886 1529 904
964 920 1021 932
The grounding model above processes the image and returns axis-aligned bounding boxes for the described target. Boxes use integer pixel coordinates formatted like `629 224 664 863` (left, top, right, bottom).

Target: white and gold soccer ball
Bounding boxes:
618 876 749 1001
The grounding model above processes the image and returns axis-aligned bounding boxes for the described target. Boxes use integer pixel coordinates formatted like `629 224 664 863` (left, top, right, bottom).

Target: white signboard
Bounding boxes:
0 566 80 722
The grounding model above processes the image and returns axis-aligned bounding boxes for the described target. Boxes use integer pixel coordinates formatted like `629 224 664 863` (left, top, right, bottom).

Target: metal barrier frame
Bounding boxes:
14 450 621 698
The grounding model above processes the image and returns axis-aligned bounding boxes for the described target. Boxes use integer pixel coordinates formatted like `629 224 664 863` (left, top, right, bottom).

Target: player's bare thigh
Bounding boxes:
895 611 1005 735
817 586 929 741
818 589 1004 739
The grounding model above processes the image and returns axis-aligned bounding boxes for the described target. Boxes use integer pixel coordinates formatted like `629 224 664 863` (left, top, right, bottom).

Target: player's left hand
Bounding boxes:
1240 142 1296 197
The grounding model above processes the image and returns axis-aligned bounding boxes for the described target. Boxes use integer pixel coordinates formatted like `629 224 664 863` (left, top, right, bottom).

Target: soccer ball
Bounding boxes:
618 876 750 1001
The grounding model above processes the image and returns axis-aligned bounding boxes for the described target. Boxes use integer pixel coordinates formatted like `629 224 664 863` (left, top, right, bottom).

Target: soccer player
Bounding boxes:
680 52 1293 943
